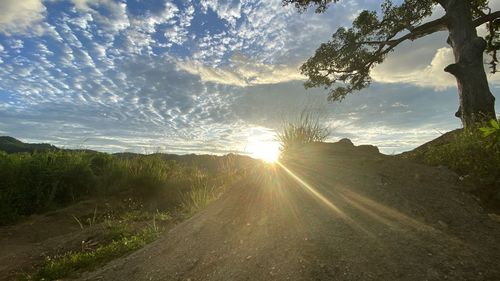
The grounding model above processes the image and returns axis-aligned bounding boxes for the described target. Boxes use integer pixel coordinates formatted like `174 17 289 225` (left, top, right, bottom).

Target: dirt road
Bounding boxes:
75 141 500 281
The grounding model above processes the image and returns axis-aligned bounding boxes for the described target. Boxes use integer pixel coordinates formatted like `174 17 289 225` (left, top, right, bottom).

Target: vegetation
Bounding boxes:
0 136 58 153
405 120 500 208
22 209 170 281
277 110 329 157
0 147 250 280
0 150 244 225
283 0 499 126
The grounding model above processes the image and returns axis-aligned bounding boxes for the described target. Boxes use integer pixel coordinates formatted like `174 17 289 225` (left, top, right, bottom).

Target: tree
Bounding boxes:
283 0 500 127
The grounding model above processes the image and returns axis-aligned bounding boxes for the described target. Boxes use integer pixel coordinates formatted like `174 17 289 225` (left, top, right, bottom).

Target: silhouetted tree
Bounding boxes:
283 0 500 127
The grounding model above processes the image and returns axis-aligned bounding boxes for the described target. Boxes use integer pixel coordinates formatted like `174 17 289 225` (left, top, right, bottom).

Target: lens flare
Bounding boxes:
247 140 280 163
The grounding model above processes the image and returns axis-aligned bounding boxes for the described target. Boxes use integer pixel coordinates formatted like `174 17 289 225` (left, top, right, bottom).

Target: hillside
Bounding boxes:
0 136 58 153
0 136 255 174
73 140 500 281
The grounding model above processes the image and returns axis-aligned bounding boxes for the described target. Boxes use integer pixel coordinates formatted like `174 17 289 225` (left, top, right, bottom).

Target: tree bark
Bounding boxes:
441 0 496 127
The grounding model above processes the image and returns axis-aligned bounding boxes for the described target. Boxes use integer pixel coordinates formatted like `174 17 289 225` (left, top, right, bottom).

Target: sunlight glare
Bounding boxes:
247 140 281 163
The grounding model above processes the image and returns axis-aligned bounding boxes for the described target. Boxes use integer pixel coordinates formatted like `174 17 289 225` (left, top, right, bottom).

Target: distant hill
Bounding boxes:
114 152 257 174
0 136 258 173
0 136 59 153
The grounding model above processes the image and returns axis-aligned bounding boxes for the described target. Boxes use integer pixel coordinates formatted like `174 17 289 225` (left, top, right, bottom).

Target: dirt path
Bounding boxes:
0 196 174 280
0 199 112 280
74 141 500 281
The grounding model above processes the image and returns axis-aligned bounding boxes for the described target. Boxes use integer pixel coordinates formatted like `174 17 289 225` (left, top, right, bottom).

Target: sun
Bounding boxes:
247 140 281 163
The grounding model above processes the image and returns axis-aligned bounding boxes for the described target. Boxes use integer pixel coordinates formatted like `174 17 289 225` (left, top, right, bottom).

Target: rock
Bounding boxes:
338 138 354 145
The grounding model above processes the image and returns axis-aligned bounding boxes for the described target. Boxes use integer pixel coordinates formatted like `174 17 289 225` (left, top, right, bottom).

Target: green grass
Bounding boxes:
22 206 172 280
0 150 237 225
422 127 500 187
0 148 248 280
180 182 221 216
23 227 160 281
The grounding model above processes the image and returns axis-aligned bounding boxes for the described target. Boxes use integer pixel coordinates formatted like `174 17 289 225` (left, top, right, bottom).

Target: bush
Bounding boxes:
423 124 500 189
277 109 329 157
479 119 500 151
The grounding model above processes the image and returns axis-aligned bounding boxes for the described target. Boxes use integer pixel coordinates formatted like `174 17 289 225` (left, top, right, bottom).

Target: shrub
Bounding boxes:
479 119 500 151
423 125 500 189
277 109 329 157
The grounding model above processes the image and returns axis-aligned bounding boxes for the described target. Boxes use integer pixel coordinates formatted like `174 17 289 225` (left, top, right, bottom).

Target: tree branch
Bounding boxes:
473 11 500 27
360 16 448 47
362 10 500 48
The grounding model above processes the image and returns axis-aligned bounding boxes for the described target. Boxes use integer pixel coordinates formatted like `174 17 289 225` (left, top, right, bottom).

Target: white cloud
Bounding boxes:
71 0 129 34
373 45 500 90
201 0 242 27
0 0 46 35
67 13 94 30
4 0 497 155
177 55 304 86
372 47 456 90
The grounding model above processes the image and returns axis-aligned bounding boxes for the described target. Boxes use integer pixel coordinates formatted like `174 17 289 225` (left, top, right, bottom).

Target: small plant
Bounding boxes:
23 228 160 281
180 180 221 216
277 109 330 157
72 206 99 230
422 127 500 189
479 119 500 150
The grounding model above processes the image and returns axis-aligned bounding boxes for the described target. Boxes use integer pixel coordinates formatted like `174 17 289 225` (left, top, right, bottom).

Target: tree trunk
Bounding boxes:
441 0 496 127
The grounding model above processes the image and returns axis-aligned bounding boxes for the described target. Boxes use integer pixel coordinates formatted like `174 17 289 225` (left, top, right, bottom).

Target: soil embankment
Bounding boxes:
75 141 500 281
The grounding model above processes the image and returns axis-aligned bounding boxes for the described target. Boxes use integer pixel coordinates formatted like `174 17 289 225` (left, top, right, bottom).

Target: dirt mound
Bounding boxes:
398 129 462 161
78 140 500 281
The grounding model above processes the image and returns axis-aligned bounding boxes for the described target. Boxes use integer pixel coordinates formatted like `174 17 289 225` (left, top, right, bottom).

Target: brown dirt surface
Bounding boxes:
0 196 168 281
73 140 500 281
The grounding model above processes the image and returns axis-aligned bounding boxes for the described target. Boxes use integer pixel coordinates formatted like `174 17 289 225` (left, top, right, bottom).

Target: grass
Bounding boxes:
23 226 160 281
180 183 221 216
23 205 173 280
277 109 330 158
19 175 234 280
0 144 252 280
404 120 500 209
0 150 229 225
422 127 500 187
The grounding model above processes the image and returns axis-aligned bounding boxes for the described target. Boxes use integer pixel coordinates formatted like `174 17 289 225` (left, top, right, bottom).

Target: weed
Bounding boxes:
422 126 500 189
23 228 160 281
479 119 500 150
277 109 329 157
180 180 222 216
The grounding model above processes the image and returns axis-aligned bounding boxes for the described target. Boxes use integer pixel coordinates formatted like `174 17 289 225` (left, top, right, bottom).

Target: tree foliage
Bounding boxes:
283 0 500 102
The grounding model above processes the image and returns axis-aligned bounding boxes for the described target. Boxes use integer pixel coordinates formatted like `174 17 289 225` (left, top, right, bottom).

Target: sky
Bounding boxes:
0 0 500 156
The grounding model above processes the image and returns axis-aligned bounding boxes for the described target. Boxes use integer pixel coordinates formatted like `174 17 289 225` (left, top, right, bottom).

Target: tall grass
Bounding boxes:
277 109 330 157
0 151 235 225
0 151 94 223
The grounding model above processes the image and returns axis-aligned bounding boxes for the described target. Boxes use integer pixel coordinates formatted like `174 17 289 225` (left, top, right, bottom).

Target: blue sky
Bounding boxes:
0 0 499 155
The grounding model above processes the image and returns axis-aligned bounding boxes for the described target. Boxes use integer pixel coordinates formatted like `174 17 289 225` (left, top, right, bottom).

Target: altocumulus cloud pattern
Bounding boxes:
1 0 499 154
